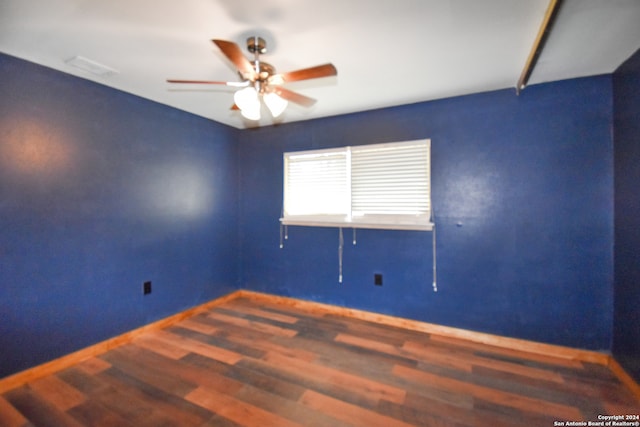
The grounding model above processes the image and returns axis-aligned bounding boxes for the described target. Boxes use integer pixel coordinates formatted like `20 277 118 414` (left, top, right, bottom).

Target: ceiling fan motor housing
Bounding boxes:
247 36 267 54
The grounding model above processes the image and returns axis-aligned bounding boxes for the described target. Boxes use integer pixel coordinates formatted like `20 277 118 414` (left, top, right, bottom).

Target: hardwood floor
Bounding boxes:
1 297 638 426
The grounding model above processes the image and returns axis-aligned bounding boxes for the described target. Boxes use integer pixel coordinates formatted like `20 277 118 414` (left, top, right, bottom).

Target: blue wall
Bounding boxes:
613 48 640 382
0 54 239 377
0 50 620 379
238 76 614 351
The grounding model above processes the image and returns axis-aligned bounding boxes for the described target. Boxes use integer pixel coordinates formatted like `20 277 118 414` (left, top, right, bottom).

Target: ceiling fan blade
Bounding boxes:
230 104 240 110
272 87 317 107
212 39 257 80
166 79 248 87
270 63 337 84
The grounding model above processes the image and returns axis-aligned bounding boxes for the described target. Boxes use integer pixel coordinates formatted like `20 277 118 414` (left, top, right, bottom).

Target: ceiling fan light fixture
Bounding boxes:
237 99 261 120
240 107 261 121
234 86 261 120
264 92 288 118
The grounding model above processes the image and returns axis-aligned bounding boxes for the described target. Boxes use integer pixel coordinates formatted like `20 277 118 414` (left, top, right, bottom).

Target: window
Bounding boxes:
281 139 432 231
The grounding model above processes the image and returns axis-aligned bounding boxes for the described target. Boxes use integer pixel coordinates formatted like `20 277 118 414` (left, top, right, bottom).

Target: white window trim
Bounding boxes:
281 139 433 231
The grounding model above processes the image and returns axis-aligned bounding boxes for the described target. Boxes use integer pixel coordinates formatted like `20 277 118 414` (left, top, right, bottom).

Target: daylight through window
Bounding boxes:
281 139 432 231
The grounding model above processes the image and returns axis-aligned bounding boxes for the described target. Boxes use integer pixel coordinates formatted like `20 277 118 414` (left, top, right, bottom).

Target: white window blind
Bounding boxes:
284 148 349 217
282 139 432 231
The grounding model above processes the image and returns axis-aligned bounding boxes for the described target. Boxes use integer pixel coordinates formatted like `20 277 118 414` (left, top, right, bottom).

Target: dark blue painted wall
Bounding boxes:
0 54 239 377
0 50 619 379
613 48 640 382
238 76 614 351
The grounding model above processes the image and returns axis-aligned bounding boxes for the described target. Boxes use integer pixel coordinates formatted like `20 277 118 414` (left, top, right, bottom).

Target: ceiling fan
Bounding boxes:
167 36 337 121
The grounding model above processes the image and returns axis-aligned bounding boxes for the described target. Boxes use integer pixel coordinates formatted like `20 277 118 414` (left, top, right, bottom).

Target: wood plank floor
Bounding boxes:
1 297 638 426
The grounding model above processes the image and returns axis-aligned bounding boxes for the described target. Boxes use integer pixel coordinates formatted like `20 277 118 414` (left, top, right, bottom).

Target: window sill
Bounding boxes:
280 217 434 231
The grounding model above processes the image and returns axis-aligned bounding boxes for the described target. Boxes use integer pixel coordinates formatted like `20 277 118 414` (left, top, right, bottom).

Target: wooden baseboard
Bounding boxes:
0 290 243 394
608 357 640 401
237 290 611 365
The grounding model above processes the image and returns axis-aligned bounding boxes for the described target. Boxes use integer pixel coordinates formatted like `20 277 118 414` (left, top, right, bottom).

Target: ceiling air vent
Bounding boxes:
64 55 119 77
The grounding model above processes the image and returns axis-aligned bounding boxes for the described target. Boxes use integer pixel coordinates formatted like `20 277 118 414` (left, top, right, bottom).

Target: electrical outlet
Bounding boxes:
143 281 152 295
374 273 383 286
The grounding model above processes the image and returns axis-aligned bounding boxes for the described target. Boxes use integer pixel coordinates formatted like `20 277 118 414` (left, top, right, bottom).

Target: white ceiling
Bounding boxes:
2 0 640 129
